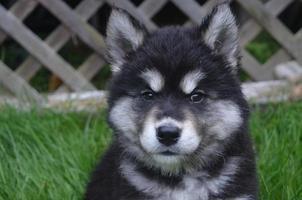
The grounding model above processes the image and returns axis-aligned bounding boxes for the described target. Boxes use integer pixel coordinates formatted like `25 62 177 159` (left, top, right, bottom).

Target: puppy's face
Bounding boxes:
106 5 248 174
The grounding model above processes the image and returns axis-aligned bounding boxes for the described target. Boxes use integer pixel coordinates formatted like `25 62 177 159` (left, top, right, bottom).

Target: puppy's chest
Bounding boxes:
154 177 212 200
126 173 221 200
120 160 240 200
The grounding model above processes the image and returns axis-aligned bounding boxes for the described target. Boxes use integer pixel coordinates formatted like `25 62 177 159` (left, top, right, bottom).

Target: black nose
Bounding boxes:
156 125 180 146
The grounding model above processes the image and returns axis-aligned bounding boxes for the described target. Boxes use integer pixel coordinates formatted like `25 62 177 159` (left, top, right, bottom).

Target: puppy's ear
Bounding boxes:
106 8 147 73
202 2 239 72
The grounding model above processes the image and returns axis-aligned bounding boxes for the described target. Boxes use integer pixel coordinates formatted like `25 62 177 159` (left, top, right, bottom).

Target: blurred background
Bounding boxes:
0 0 301 199
0 0 302 100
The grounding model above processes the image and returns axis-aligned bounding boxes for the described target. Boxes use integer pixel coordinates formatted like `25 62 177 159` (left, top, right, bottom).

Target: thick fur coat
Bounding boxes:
85 2 258 200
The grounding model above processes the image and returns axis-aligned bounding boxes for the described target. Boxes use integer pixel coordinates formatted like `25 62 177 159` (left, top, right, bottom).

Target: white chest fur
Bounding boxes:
155 176 210 200
120 157 243 200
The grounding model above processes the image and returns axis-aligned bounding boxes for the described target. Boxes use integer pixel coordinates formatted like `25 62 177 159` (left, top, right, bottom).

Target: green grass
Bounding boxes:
0 102 301 199
251 102 302 200
0 108 111 199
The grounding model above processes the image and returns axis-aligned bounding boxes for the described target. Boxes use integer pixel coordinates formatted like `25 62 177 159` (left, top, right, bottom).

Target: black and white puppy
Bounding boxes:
85 2 258 200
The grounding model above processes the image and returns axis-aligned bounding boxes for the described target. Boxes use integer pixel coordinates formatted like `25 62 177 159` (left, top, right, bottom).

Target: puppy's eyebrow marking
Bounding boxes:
180 70 205 94
140 69 164 92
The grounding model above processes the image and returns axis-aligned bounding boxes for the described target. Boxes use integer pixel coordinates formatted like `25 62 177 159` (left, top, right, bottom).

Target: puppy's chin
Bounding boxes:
152 154 181 165
151 154 183 175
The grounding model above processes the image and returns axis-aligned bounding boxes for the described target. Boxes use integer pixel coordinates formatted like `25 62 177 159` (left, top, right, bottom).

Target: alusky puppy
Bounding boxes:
85 2 258 200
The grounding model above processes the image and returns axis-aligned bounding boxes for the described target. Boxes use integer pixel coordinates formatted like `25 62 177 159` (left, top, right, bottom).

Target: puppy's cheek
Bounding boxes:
205 100 242 140
139 113 159 153
109 97 138 141
177 119 201 154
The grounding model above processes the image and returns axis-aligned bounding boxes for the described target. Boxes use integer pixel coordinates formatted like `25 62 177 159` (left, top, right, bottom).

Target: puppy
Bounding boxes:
85 2 258 200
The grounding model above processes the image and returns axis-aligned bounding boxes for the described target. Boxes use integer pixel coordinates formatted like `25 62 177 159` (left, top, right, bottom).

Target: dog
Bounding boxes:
85 2 258 200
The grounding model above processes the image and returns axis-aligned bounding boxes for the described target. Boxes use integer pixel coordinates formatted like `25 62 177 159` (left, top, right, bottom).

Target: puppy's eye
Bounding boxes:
141 89 155 100
189 90 206 103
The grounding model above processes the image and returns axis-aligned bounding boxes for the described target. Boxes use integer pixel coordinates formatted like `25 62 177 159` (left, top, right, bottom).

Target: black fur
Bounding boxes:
85 5 258 200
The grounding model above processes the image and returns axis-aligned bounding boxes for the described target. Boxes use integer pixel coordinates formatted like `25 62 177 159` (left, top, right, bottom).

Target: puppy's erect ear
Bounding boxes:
106 8 147 73
202 2 239 72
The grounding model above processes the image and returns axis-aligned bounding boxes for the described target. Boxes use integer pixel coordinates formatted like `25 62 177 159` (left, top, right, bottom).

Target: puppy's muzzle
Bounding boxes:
156 125 180 146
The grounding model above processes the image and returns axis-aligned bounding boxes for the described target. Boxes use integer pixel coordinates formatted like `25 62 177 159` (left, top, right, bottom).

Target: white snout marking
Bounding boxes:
140 113 201 160
140 113 160 153
177 118 201 154
155 117 182 129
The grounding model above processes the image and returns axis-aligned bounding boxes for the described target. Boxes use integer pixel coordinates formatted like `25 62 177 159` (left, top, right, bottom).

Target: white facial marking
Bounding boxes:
140 112 201 174
177 117 201 154
140 111 160 154
120 157 241 200
109 97 137 141
180 70 205 94
140 69 164 92
155 117 182 129
140 115 184 160
140 115 184 173
206 100 242 140
140 114 200 155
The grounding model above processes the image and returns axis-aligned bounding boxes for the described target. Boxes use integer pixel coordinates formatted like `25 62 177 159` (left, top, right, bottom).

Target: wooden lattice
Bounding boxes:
0 0 301 104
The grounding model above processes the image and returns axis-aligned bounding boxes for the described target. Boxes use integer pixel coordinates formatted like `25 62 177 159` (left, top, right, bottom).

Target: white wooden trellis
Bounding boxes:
0 0 301 105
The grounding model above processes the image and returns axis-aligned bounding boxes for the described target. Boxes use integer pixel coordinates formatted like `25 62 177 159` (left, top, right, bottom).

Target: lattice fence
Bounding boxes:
0 0 301 105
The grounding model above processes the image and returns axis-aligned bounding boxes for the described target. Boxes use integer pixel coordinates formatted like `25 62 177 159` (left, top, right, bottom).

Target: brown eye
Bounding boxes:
141 89 155 100
190 90 206 103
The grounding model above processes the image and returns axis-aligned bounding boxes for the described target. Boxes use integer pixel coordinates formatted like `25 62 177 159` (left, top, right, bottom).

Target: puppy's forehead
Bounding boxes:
140 68 205 94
